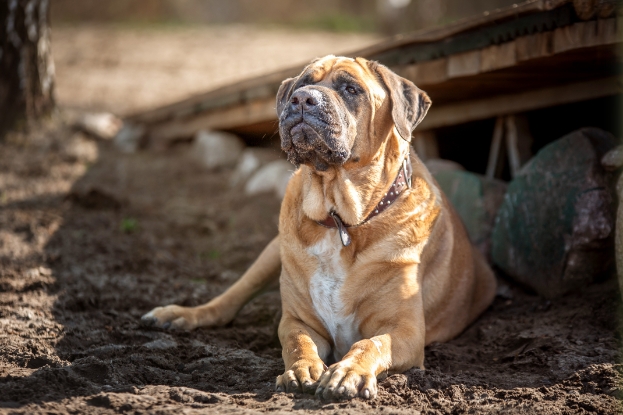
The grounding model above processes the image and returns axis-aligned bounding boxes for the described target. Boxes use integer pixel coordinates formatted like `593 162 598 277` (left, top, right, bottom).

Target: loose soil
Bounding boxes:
0 118 621 414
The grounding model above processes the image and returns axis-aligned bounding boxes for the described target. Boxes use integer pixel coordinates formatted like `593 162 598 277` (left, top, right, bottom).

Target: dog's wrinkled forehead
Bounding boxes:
296 56 387 106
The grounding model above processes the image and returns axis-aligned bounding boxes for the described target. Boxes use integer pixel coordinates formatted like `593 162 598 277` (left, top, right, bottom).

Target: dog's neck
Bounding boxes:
300 130 410 226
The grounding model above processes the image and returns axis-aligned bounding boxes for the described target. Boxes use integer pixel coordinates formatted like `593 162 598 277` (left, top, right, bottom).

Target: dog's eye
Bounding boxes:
346 86 357 95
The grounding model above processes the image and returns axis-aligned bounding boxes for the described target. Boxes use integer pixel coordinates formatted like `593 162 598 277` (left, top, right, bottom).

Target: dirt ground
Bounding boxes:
52 24 379 116
0 24 621 415
0 117 620 414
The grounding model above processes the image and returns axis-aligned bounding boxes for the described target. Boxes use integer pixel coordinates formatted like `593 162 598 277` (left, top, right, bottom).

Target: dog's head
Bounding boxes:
277 55 431 171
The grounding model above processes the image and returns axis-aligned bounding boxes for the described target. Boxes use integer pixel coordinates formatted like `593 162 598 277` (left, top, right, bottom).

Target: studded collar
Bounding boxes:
315 152 413 247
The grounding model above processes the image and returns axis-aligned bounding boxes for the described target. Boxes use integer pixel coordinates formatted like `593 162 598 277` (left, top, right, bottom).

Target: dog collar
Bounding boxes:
316 153 413 247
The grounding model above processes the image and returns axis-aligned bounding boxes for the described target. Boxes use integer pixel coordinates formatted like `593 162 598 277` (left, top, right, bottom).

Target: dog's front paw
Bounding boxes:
141 305 198 330
276 359 327 394
315 360 377 401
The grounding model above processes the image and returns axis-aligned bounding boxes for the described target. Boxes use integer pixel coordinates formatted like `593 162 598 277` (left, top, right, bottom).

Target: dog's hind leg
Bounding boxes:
141 235 281 330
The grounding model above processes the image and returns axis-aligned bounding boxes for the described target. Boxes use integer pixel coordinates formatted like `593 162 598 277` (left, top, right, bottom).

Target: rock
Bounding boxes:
434 170 507 261
230 148 281 188
191 130 245 169
114 122 146 154
425 158 464 175
76 112 123 140
601 144 623 171
244 160 294 199
603 145 623 301
491 128 618 298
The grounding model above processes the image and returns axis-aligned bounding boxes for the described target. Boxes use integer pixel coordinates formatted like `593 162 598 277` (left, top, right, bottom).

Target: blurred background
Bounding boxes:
50 0 519 115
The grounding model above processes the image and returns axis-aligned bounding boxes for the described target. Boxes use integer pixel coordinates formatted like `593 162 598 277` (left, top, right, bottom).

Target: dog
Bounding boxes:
142 55 496 401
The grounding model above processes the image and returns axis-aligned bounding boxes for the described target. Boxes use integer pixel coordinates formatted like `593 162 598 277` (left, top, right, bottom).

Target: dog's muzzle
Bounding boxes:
279 86 351 170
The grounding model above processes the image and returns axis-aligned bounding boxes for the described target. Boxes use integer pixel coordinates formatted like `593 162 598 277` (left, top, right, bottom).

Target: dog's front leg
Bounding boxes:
276 314 331 394
316 318 425 401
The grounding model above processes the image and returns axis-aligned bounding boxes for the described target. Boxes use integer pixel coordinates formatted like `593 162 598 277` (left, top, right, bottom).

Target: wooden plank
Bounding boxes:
551 19 618 54
419 76 621 130
516 31 552 61
413 58 449 85
553 23 580 53
552 18 619 53
480 41 517 72
147 96 277 143
512 115 533 168
597 17 618 44
448 50 481 78
397 58 449 86
505 116 519 177
486 117 506 179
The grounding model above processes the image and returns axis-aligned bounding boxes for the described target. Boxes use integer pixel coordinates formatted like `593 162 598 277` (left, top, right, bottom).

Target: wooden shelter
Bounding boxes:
125 0 620 178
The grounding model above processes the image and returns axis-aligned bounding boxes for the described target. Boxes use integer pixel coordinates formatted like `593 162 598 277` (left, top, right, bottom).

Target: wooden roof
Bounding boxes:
126 0 621 144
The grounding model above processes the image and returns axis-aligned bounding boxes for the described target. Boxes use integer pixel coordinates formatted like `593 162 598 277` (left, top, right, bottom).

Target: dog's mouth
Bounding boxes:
281 118 350 171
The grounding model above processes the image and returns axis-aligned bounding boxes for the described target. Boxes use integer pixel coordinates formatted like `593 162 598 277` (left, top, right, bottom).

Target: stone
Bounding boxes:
76 112 123 140
244 160 294 199
491 128 618 298
230 148 281 188
602 145 623 301
434 170 507 261
601 144 623 171
114 122 146 154
191 130 245 170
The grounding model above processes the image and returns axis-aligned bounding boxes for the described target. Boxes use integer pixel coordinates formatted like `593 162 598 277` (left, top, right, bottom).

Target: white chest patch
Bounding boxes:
308 232 361 361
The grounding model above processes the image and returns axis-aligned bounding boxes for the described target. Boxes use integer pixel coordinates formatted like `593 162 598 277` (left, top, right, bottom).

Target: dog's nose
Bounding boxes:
290 89 320 110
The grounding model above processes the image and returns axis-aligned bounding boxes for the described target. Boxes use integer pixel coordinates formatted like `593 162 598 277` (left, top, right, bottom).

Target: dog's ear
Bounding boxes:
276 77 297 118
370 62 432 142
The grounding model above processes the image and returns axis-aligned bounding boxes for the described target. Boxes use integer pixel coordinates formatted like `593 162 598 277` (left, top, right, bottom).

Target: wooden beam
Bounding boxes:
480 42 517 72
505 115 533 177
147 96 277 143
447 50 481 78
486 117 506 179
506 116 522 176
553 18 618 54
419 77 621 131
515 31 552 62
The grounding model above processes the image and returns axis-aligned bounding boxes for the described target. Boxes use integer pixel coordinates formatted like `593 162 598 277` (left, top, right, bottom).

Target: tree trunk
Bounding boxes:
0 0 55 138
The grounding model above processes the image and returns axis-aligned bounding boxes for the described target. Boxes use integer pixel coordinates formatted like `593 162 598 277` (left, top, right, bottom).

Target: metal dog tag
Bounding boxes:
329 211 351 247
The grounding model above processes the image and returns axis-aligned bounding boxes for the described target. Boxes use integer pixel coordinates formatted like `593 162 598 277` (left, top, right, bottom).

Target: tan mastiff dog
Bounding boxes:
142 55 496 401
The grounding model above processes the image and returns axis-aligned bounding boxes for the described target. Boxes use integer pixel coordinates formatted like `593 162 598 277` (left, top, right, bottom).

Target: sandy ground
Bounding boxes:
0 24 621 414
52 24 380 116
